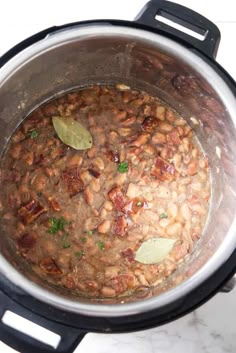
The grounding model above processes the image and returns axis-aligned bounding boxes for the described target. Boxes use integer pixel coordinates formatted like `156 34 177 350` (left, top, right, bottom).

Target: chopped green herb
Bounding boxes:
37 192 42 197
28 130 39 139
87 230 94 236
159 213 168 219
75 251 85 258
118 161 128 174
82 237 87 243
136 201 142 207
49 217 67 234
63 242 71 248
61 233 68 241
97 241 105 251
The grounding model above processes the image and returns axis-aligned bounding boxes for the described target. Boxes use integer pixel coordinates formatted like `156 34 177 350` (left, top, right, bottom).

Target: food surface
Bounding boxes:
0 85 211 298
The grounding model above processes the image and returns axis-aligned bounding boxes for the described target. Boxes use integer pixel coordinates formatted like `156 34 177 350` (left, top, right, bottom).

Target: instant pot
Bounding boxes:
0 1 236 352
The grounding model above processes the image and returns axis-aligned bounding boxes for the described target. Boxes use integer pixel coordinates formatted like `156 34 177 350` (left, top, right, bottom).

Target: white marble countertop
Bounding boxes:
0 1 236 352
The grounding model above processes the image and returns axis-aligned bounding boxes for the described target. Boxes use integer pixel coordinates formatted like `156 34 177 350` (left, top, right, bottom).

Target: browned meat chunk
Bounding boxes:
39 257 62 275
18 200 46 224
151 157 176 181
112 216 128 237
62 167 84 197
108 186 125 211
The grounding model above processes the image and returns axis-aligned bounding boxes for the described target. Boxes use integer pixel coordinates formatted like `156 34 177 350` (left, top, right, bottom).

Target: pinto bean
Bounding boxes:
155 105 166 120
90 178 101 192
101 286 116 297
180 203 191 221
98 220 111 234
166 222 182 236
103 200 113 211
88 146 98 158
22 151 34 166
121 116 136 126
158 121 173 132
130 133 149 147
10 144 22 159
166 109 176 122
92 157 105 171
126 183 141 198
187 160 198 175
32 174 47 191
84 186 94 206
143 144 156 155
159 218 170 228
118 127 132 136
152 132 166 144
167 204 178 219
68 154 83 167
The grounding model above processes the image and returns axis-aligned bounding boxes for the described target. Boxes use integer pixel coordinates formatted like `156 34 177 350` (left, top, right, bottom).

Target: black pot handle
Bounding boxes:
0 288 87 353
135 0 221 59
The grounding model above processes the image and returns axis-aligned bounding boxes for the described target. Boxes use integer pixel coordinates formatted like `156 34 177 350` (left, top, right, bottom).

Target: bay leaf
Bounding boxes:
135 237 176 264
52 116 93 150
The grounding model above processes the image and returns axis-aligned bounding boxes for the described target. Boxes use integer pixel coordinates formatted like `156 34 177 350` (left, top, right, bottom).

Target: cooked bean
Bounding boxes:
152 132 166 144
1 84 210 299
84 186 94 206
98 220 111 234
159 218 170 228
121 116 136 126
118 127 132 136
10 144 22 159
68 155 83 167
103 200 113 211
180 203 191 221
159 122 173 132
166 222 182 236
90 178 101 192
155 105 166 120
101 286 116 297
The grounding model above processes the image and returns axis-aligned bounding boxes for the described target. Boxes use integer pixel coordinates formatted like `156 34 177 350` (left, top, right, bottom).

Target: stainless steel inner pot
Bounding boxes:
0 24 236 317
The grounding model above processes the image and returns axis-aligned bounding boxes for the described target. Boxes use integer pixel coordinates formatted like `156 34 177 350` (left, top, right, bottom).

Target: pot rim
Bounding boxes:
1 23 236 317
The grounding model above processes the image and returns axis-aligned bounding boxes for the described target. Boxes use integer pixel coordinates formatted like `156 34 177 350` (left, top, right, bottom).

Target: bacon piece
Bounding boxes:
151 157 176 181
34 154 45 165
88 168 101 178
112 216 127 237
39 257 62 275
141 116 158 132
167 130 182 145
46 196 61 211
106 150 120 163
62 167 84 197
17 233 36 252
108 186 125 211
121 248 135 263
18 200 46 224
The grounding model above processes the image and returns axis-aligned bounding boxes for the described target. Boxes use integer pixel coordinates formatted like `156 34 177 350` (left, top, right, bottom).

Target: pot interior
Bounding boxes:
0 24 236 315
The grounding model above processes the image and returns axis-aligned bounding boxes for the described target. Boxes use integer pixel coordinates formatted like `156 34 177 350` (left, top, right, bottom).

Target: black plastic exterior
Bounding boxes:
135 0 221 58
0 1 236 353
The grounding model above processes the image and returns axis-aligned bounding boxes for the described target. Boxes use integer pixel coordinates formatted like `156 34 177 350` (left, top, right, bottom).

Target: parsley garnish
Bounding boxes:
75 251 85 258
97 241 105 251
49 217 68 234
63 242 71 248
28 130 39 139
118 161 128 173
159 213 168 219
87 230 94 236
82 237 87 243
61 233 68 241
136 201 142 207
